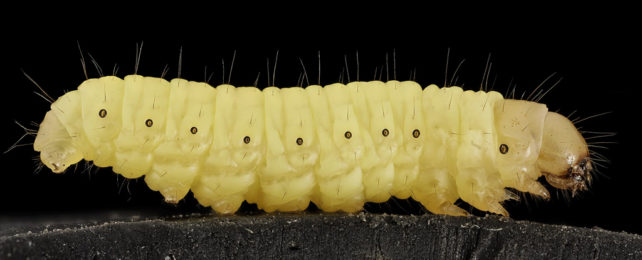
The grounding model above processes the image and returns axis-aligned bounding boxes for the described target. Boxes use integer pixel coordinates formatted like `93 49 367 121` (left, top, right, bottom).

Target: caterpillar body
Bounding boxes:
33 75 592 216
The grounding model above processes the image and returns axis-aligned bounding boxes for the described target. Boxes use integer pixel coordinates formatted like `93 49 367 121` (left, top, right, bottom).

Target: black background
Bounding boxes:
1 11 639 234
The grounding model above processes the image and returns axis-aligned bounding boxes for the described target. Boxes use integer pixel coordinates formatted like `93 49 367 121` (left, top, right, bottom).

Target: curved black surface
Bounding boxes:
2 212 641 259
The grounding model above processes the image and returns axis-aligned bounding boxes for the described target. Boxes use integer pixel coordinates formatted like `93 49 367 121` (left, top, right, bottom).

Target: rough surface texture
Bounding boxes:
1 212 641 259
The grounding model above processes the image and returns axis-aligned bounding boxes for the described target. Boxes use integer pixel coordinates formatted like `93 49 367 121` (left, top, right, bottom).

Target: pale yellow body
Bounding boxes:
35 75 556 215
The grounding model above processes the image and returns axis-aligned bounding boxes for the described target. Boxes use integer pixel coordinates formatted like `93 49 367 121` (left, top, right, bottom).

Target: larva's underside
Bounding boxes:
34 75 592 216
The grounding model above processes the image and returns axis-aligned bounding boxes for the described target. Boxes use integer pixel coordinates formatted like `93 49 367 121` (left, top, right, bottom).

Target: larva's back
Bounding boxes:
33 75 593 216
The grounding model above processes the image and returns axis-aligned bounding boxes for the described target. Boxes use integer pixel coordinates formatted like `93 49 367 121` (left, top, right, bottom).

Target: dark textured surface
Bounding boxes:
2 212 641 259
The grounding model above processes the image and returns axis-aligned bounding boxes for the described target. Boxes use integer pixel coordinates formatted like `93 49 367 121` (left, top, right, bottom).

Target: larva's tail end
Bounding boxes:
40 144 82 173
34 111 83 174
537 112 592 195
38 144 83 174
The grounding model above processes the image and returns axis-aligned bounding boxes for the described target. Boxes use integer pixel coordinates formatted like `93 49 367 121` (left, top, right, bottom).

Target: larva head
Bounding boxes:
34 111 83 173
537 112 592 195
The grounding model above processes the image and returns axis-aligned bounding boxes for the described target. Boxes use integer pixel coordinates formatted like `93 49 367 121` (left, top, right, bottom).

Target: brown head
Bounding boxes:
537 112 592 195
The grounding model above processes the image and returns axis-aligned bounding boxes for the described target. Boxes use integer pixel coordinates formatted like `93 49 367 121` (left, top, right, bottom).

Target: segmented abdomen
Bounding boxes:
49 75 545 215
